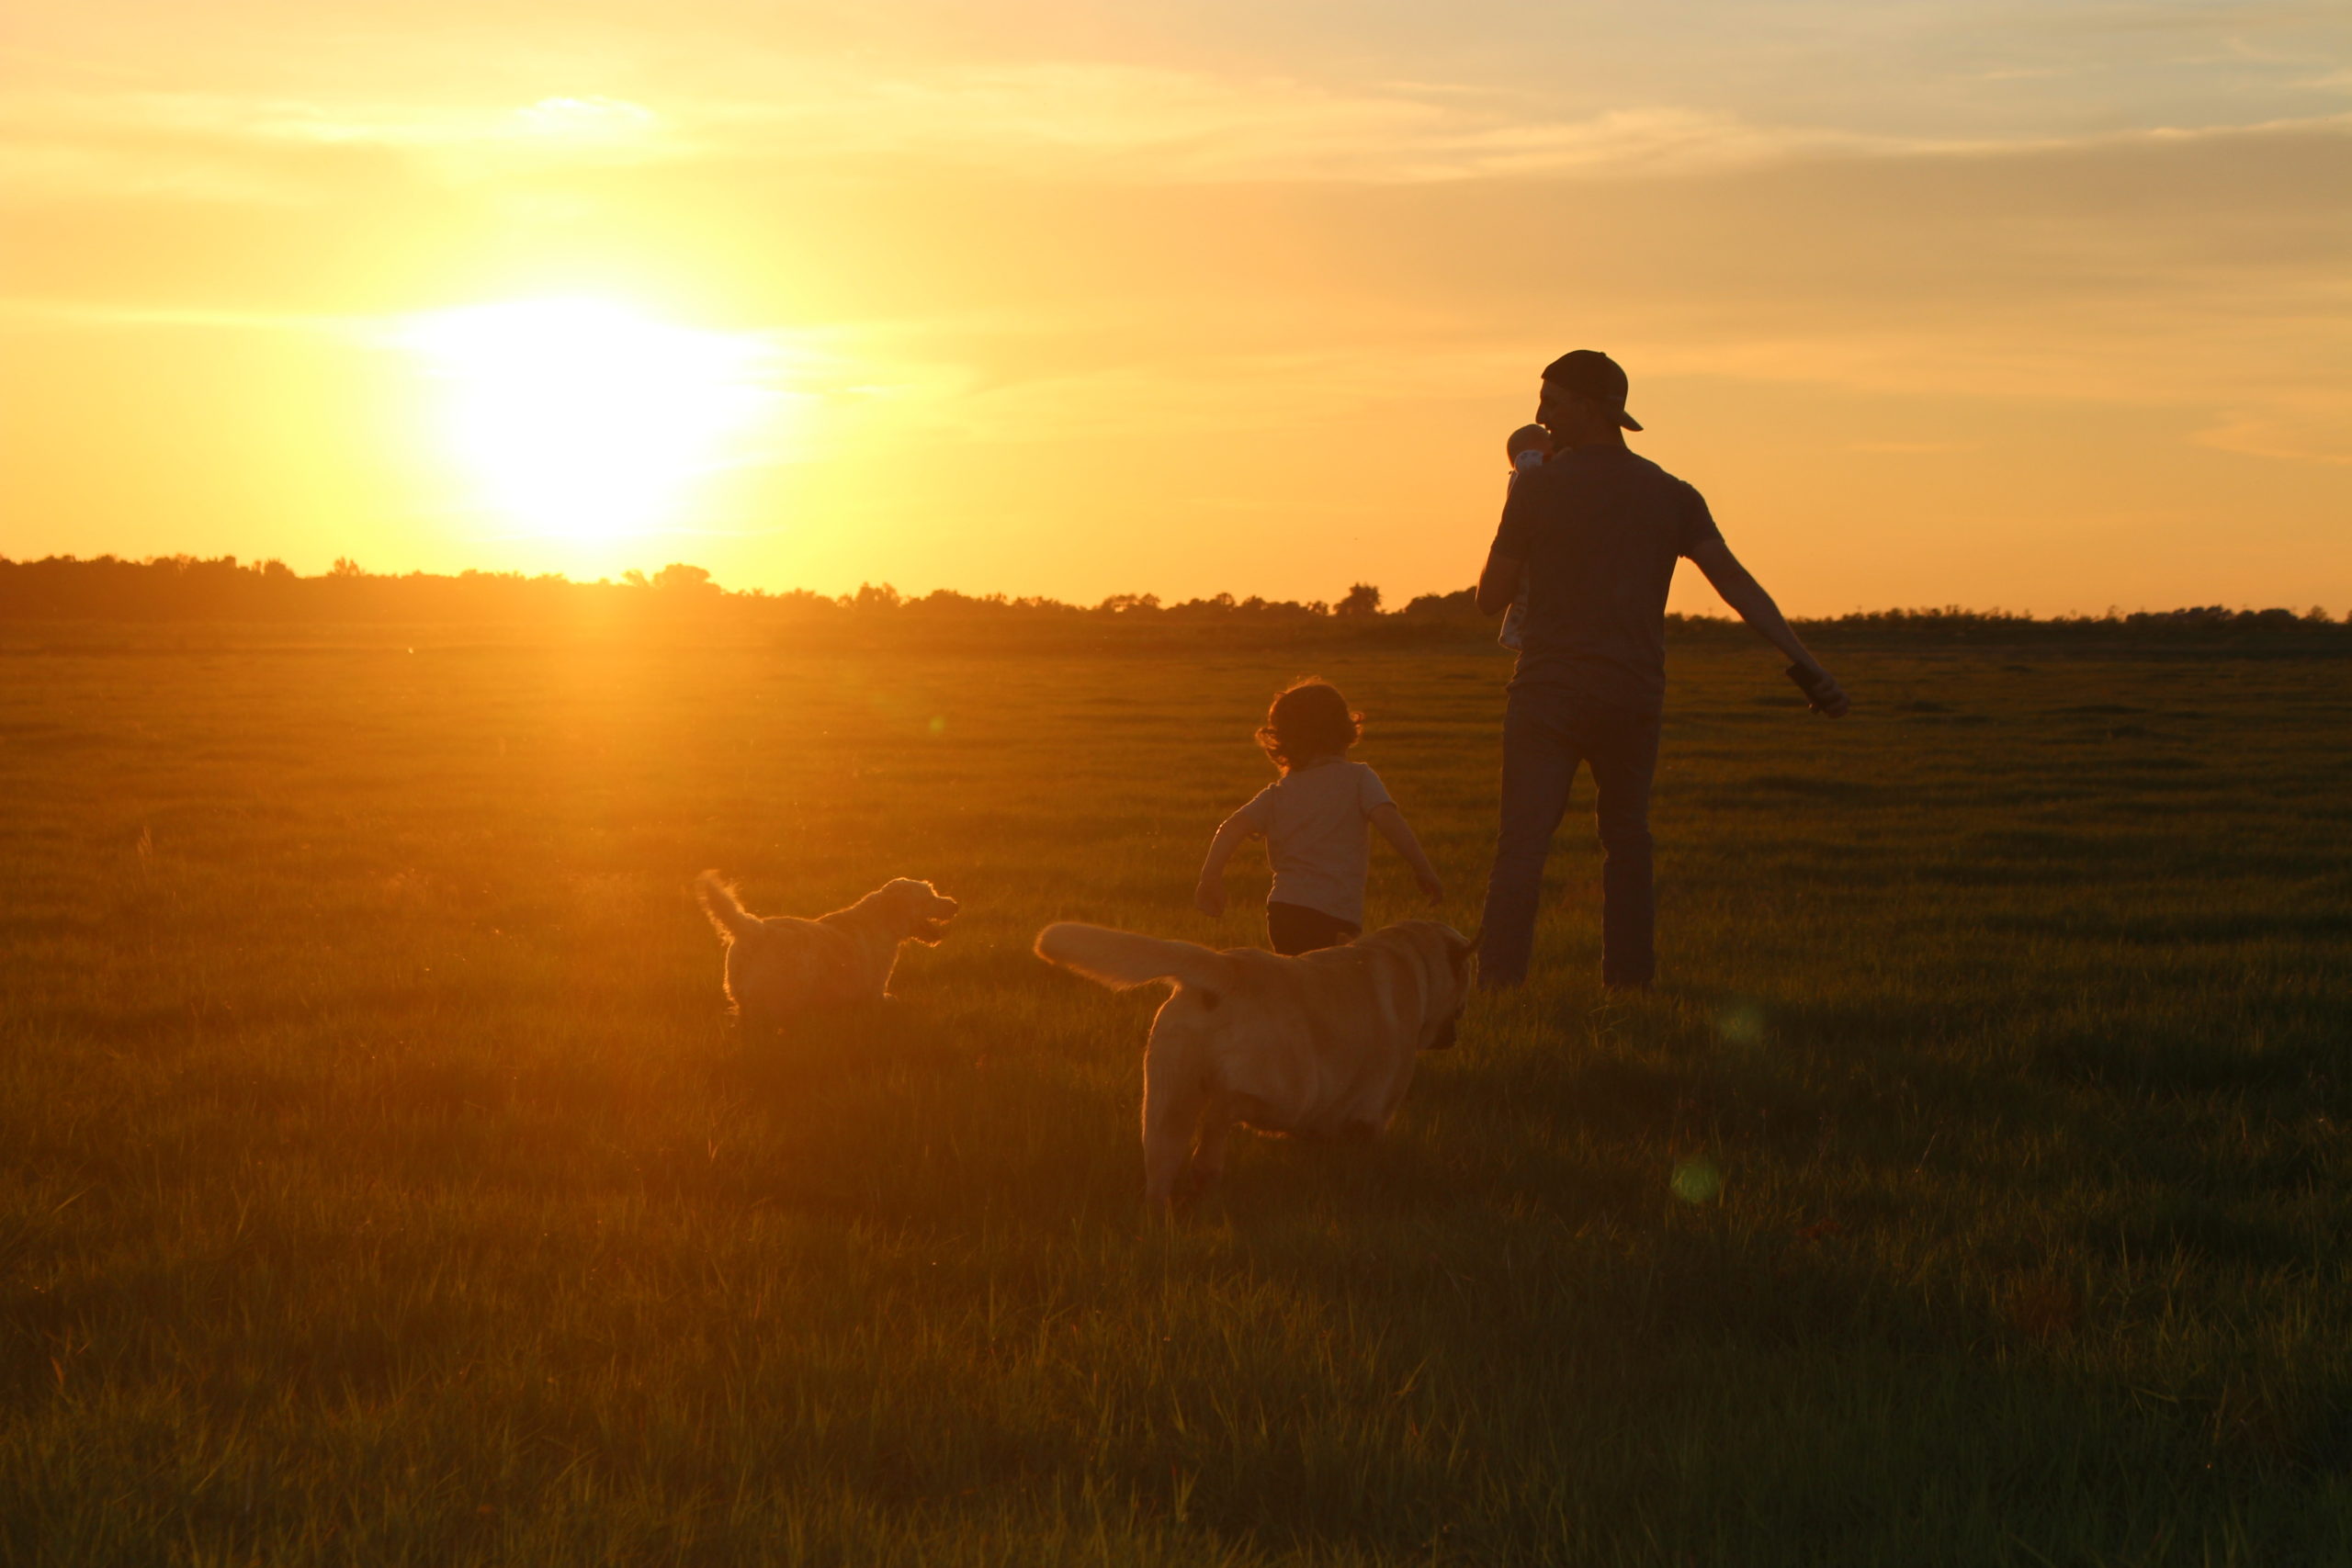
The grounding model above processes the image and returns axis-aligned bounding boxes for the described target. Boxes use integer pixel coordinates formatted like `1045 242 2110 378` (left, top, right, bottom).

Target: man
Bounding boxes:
1475 350 1849 991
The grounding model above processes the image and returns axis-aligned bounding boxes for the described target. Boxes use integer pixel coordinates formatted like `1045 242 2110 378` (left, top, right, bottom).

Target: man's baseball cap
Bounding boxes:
1541 349 1642 431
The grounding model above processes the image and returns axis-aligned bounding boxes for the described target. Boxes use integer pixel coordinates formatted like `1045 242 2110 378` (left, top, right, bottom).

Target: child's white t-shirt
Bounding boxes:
1230 759 1393 927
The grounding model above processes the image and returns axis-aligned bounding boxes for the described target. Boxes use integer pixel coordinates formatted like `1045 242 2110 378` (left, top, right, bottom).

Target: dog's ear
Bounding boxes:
1442 928 1476 992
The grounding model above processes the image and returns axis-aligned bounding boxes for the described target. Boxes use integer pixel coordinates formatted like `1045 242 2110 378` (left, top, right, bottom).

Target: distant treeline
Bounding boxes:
3 555 2346 647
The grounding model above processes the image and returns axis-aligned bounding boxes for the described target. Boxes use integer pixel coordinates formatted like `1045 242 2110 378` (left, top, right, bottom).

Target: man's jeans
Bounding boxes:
1476 685 1663 989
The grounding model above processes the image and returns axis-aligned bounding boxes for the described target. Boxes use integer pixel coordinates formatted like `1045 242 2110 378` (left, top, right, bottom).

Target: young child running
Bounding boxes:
1497 422 1553 652
1194 679 1444 955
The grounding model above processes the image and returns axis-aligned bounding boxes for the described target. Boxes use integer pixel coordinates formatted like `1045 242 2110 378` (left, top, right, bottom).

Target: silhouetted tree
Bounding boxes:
650 563 718 593
1403 588 1476 618
3 554 2345 646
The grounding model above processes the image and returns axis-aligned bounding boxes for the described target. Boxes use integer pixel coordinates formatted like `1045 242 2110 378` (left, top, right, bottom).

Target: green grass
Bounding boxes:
2 627 2348 1565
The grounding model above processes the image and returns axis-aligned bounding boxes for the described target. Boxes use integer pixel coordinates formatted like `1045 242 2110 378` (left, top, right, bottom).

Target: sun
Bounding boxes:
401 298 779 541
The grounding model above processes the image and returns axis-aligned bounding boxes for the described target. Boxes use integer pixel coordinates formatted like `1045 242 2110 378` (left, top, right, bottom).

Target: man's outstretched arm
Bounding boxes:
1476 549 1523 617
1687 537 1850 717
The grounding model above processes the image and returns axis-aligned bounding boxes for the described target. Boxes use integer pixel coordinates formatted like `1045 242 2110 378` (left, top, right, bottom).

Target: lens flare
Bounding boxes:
1669 1156 1723 1204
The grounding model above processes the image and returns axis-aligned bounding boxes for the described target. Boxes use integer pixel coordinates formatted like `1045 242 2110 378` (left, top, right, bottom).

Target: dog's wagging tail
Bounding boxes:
1033 922 1230 995
695 871 766 945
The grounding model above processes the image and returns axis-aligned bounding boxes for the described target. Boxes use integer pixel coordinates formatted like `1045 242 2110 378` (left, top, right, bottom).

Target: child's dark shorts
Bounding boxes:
1266 901 1360 957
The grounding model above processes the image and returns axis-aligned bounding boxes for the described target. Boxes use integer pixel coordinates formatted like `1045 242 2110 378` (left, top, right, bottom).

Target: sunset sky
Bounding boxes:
4 1 2346 614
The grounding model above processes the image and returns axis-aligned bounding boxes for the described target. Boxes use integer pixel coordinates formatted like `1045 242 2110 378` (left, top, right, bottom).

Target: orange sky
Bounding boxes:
4 1 2347 614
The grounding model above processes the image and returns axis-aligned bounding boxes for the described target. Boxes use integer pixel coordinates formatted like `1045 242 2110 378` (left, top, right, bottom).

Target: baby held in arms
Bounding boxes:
1498 422 1552 652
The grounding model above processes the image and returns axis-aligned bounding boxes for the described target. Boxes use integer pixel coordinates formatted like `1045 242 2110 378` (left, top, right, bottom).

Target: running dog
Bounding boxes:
696 872 958 1029
1034 919 1472 1215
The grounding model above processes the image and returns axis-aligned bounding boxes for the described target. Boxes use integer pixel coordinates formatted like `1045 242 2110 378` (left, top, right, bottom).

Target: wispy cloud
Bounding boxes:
0 89 672 202
8 94 2346 473
19 62 2352 204
2194 404 2352 466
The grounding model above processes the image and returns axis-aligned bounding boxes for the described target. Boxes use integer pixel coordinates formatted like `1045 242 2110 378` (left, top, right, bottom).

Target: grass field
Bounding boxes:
3 626 2349 1565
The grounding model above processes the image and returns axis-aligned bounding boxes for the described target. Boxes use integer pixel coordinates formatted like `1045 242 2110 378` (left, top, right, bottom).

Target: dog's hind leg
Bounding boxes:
1140 1029 1210 1222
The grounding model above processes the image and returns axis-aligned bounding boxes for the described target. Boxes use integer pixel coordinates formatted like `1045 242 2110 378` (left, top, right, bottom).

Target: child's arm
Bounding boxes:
1193 813 1258 917
1369 802 1444 905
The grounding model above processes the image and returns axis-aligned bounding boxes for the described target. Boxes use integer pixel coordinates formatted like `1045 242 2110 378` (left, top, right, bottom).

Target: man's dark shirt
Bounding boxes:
1493 444 1723 711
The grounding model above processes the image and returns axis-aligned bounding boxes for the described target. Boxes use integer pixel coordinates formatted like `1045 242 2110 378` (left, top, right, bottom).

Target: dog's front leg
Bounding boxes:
1181 1110 1236 1206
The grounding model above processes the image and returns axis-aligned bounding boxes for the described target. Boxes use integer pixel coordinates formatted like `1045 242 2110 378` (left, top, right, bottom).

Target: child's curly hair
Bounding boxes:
1256 679 1362 773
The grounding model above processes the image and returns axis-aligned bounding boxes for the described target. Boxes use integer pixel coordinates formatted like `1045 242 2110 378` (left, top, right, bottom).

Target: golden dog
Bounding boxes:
1035 919 1473 1214
696 872 958 1029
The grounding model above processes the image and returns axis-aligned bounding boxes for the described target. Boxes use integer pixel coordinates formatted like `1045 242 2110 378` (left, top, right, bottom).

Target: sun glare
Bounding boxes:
401 299 779 541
